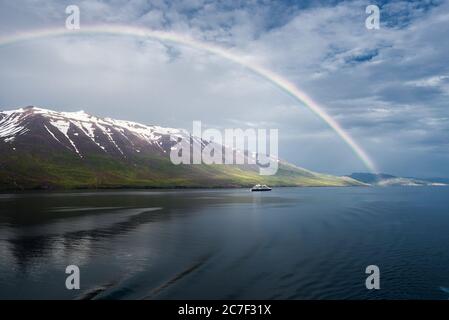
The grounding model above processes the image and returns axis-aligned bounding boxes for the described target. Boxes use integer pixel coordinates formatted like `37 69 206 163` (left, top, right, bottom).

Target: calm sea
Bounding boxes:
0 187 449 299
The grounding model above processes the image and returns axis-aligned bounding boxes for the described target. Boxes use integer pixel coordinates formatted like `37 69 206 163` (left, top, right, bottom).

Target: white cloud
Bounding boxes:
0 0 449 176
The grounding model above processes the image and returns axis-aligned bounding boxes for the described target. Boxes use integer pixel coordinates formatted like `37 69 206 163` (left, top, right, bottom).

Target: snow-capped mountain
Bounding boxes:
0 106 362 190
0 106 194 158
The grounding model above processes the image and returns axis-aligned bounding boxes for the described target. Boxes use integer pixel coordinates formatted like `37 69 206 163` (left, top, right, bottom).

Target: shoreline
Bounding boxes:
0 184 369 194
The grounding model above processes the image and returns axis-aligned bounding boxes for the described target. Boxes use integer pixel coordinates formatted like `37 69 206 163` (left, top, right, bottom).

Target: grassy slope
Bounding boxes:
0 150 362 190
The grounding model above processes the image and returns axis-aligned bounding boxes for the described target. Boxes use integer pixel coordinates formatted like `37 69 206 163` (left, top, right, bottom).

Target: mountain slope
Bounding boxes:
0 106 362 190
347 172 447 186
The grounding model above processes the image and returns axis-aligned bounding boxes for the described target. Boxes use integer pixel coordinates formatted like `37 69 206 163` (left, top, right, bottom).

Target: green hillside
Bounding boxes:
0 151 362 190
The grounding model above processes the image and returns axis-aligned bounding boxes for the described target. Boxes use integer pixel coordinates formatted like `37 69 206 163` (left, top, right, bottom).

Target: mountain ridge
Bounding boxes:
347 172 447 186
0 106 363 190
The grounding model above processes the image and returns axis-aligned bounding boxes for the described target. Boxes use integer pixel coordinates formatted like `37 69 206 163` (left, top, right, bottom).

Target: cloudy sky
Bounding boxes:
0 0 448 177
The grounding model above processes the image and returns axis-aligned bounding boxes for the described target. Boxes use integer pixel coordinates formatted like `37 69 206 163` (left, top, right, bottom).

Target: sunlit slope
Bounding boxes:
0 151 362 190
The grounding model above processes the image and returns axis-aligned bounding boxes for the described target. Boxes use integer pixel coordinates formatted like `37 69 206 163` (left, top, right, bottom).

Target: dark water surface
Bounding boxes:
1 187 449 299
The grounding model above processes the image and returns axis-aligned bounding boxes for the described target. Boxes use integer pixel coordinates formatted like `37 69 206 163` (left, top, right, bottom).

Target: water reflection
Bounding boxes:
1 188 449 299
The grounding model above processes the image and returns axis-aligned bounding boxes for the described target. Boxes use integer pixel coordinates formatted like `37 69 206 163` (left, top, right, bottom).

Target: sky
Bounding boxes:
0 0 448 177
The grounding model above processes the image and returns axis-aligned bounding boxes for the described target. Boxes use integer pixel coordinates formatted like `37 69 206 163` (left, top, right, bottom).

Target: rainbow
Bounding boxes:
0 25 377 173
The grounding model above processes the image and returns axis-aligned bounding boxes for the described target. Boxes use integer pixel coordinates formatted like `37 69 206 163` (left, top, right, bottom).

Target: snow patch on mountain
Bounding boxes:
0 106 190 158
49 119 82 157
0 110 30 142
44 125 65 148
